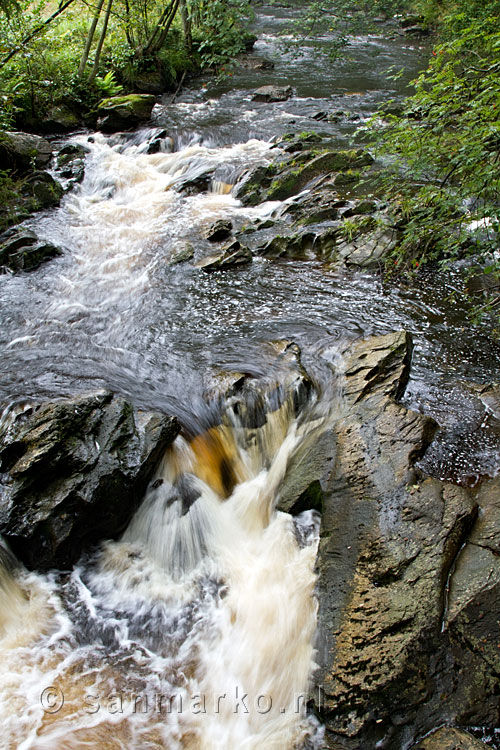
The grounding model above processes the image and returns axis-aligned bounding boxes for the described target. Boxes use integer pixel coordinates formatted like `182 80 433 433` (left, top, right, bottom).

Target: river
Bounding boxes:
0 5 499 749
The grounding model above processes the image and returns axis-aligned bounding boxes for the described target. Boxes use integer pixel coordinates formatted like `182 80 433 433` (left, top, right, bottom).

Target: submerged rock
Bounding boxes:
97 94 156 132
252 85 293 102
0 392 179 570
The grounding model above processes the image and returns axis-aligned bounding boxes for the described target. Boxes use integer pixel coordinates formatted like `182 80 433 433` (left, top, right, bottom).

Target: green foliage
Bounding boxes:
368 0 500 328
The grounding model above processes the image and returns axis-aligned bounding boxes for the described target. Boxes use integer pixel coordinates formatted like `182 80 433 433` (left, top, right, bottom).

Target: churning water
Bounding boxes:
1 5 500 749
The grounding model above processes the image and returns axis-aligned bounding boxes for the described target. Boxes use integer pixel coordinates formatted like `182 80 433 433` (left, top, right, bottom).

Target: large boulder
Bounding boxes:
96 94 156 132
314 331 500 749
0 391 179 570
0 131 52 173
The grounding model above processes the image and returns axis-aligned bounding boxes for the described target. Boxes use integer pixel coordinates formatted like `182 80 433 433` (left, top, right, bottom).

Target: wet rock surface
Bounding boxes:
0 227 64 273
308 331 500 749
0 391 179 570
196 240 252 271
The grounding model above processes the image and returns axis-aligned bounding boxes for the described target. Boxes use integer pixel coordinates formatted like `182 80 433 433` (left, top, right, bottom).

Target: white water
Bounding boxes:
0 132 331 750
0 388 328 750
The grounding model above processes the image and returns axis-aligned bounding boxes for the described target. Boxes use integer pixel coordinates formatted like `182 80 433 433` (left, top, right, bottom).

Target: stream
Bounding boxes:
1 5 500 749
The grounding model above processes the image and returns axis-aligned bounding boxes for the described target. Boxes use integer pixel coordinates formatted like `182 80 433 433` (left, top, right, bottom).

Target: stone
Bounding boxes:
0 131 52 172
135 71 165 95
0 228 64 273
0 391 179 570
45 104 81 132
315 331 500 748
196 240 252 272
252 85 293 102
169 242 194 265
266 149 373 201
413 727 488 749
96 94 156 132
204 219 233 242
237 55 275 71
25 171 64 209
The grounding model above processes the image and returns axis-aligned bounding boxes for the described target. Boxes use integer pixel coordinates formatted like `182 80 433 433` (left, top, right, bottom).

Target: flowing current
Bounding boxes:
1 6 500 749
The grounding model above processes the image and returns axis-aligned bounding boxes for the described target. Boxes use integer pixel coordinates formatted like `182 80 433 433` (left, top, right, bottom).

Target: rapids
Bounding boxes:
0 5 500 749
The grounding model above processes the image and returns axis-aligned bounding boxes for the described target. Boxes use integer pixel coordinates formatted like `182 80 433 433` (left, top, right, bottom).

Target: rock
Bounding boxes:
135 71 166 95
204 219 233 242
238 55 275 71
0 131 52 172
282 190 347 225
266 149 373 201
342 199 378 218
179 169 214 195
399 13 425 28
45 104 81 132
242 32 258 51
196 240 252 271
254 231 315 259
0 228 64 273
55 143 88 186
323 214 399 267
315 331 500 749
0 391 179 570
312 111 329 121
147 131 173 154
205 339 314 431
97 94 156 132
169 242 194 265
25 171 64 209
252 85 293 102
413 727 488 749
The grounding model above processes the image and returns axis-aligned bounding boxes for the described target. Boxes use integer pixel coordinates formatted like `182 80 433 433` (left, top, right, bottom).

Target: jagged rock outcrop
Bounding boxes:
0 391 179 570
313 330 500 749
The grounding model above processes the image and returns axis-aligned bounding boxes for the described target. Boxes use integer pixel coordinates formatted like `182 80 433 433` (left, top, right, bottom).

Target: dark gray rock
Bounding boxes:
413 727 488 750
25 171 64 209
315 331 500 749
0 391 179 570
0 228 64 273
204 219 233 242
196 240 252 271
0 131 52 173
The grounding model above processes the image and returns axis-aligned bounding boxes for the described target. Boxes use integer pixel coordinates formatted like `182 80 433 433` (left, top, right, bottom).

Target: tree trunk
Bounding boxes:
179 0 192 52
78 0 106 76
141 0 180 58
88 0 114 82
